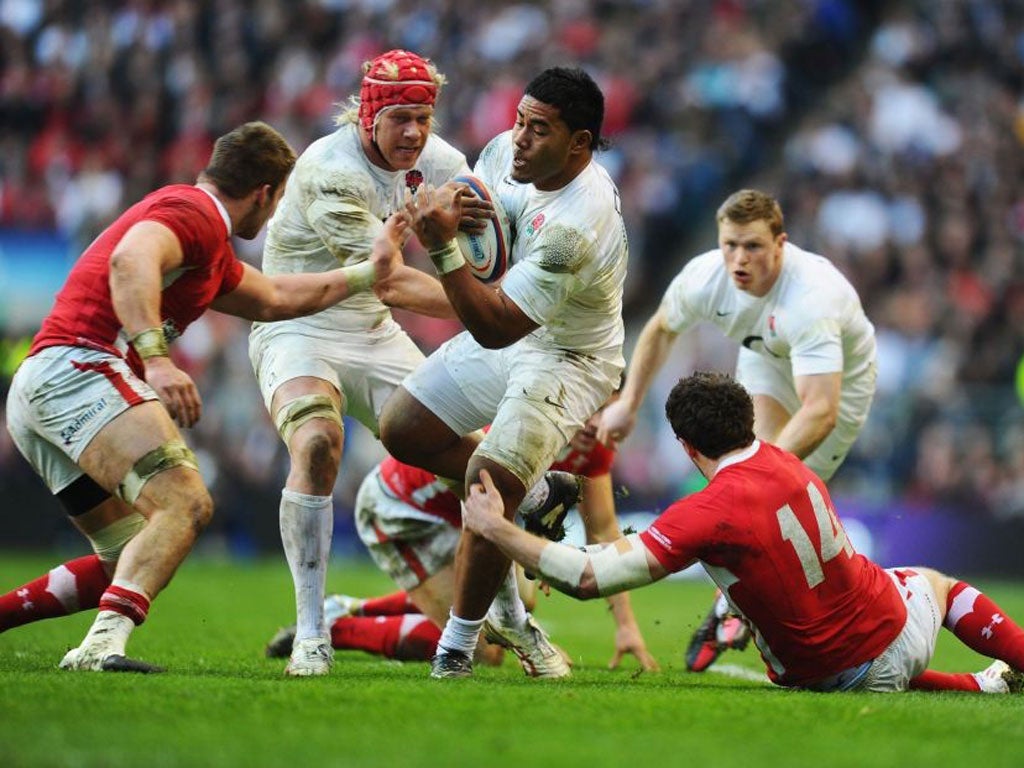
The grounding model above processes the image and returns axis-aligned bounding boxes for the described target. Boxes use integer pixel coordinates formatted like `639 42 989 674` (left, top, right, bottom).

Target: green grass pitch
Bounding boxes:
1 553 1021 768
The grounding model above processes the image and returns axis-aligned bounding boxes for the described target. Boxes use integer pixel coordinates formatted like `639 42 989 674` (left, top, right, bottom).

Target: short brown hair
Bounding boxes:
716 189 784 238
200 121 297 199
665 371 755 459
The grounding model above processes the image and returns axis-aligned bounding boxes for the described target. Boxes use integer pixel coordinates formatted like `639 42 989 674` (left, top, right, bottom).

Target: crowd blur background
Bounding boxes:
2 0 1024 564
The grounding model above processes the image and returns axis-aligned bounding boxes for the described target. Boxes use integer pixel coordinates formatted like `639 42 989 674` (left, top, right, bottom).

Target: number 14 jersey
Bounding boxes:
640 440 905 686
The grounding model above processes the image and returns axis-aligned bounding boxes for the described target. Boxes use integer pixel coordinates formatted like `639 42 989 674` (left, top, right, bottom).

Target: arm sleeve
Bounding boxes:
300 169 382 266
500 223 593 326
638 498 702 572
216 256 245 296
144 197 222 268
659 266 700 334
787 311 844 377
144 196 244 295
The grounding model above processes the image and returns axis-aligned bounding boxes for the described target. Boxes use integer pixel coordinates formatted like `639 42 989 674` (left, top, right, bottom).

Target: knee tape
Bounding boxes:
116 441 199 504
274 394 343 444
90 512 147 562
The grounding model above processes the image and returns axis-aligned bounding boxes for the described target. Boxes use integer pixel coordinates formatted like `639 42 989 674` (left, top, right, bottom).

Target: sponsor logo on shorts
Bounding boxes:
60 398 108 446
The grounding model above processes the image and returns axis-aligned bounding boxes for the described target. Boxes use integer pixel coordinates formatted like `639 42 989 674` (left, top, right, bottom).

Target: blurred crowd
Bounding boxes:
2 0 1023 552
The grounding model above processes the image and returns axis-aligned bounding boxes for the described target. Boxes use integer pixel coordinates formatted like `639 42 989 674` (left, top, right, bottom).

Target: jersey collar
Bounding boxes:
196 185 233 237
712 439 761 478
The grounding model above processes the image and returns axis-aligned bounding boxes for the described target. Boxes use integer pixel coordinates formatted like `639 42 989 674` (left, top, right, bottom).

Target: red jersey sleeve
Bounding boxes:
143 195 244 295
639 495 707 573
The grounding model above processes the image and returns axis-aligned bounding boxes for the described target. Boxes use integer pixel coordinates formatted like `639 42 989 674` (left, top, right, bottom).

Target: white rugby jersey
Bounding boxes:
661 242 876 382
258 122 469 332
474 131 627 359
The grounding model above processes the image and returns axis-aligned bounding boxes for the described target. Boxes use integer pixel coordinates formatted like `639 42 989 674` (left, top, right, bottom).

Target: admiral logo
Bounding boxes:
60 398 108 446
405 170 424 193
768 315 777 336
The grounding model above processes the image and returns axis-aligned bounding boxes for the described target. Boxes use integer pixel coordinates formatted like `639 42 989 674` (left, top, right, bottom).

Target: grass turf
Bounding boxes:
1 553 1021 768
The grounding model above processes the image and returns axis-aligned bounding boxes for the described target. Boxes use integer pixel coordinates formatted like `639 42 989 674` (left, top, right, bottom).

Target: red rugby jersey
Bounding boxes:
30 185 244 375
641 441 905 687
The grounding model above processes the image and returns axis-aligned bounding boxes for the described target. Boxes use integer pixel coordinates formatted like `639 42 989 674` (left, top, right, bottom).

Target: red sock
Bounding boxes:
330 614 440 660
396 615 441 661
359 590 418 616
0 555 111 632
909 670 981 692
945 582 1024 669
98 582 151 626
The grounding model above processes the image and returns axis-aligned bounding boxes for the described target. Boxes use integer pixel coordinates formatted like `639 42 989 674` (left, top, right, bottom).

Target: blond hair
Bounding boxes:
716 189 785 237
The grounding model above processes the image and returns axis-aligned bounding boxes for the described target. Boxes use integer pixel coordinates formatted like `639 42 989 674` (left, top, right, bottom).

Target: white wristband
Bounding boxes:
428 240 466 275
342 261 376 294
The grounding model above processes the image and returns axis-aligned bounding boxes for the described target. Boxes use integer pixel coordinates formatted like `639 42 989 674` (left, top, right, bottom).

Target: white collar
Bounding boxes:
196 185 233 236
711 440 761 478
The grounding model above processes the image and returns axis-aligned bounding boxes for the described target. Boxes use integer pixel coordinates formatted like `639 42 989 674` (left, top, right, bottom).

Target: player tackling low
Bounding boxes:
466 371 1024 694
598 188 877 671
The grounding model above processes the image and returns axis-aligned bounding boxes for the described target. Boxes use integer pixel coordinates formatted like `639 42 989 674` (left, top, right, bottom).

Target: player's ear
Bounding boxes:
254 183 271 207
570 129 592 154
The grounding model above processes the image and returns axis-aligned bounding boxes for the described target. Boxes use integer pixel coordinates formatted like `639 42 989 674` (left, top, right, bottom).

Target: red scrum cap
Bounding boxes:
358 50 442 138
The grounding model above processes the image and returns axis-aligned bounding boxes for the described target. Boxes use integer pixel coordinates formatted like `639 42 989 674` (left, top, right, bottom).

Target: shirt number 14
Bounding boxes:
776 481 854 589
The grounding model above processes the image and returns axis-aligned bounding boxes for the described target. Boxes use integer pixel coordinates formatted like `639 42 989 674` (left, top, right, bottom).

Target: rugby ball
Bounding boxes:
454 174 510 283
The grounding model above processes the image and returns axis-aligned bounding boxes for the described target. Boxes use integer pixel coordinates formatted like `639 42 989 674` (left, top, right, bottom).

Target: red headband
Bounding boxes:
358 50 439 136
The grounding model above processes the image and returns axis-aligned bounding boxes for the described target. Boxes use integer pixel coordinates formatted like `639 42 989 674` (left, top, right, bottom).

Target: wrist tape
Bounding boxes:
130 327 169 359
343 261 377 293
428 240 466 275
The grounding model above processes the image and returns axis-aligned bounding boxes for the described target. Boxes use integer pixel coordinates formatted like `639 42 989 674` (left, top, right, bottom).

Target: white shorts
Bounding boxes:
736 349 876 480
402 331 622 489
354 467 461 591
6 347 159 493
249 317 425 436
859 568 942 692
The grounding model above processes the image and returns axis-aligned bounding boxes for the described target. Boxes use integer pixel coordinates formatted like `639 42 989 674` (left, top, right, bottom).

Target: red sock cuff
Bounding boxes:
99 584 151 626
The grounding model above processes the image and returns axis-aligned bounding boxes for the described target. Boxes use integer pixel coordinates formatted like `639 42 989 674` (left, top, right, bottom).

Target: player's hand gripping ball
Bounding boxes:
454 174 511 283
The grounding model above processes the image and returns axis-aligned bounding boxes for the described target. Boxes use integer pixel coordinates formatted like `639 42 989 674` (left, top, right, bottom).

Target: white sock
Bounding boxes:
486 566 529 630
80 610 134 657
437 610 485 656
280 488 333 642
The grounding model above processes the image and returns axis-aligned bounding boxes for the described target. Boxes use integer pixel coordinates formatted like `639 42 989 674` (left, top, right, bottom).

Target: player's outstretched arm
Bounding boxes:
464 470 667 600
212 213 409 321
596 308 679 445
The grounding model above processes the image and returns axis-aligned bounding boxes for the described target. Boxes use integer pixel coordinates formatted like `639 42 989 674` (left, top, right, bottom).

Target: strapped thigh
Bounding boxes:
274 393 343 444
117 440 199 504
